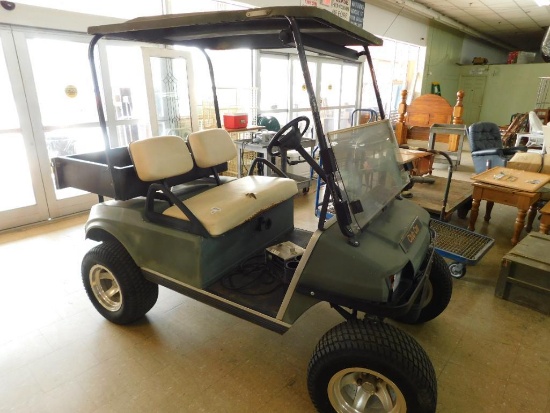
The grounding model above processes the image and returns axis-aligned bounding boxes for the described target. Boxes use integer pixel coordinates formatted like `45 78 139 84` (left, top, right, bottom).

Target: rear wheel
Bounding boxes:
308 319 437 413
82 240 158 324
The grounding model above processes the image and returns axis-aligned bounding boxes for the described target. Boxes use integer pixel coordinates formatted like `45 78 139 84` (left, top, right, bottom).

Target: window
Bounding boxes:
191 49 254 129
259 52 360 133
362 38 426 120
106 44 151 145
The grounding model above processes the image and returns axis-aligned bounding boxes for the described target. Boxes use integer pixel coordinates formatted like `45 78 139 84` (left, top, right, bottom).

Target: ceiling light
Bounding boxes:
535 0 550 6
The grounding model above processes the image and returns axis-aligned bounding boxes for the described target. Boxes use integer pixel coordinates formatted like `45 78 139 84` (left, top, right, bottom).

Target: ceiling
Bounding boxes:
378 0 550 51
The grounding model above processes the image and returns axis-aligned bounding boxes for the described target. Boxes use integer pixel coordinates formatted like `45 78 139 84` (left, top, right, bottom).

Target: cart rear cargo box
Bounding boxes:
495 232 550 314
52 147 228 200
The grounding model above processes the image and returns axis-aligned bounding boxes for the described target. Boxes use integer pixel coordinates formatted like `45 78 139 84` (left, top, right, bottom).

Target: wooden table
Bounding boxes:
409 176 472 220
540 202 550 234
225 126 265 133
468 167 550 245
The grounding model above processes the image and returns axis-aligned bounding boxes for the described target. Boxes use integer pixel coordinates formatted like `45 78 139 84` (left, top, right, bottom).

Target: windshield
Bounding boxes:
326 120 409 233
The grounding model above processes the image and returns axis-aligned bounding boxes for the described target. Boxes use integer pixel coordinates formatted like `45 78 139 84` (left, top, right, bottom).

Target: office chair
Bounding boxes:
468 121 527 174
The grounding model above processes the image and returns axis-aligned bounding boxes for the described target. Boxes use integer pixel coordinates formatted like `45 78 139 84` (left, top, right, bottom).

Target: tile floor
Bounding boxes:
1 146 550 413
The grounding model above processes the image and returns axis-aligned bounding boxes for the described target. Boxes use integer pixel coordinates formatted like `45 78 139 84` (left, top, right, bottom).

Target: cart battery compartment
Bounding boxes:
266 241 305 284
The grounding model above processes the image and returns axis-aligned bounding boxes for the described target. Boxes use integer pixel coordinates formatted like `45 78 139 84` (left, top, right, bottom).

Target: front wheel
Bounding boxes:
82 240 158 324
396 251 453 324
308 319 437 413
415 252 453 323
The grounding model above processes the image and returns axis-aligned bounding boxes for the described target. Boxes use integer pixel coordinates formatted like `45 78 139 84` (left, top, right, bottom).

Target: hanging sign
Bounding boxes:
331 0 351 21
350 0 365 27
319 0 332 10
302 0 360 24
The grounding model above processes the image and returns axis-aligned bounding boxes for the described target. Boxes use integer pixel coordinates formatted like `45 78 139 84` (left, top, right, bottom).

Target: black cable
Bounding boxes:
220 254 284 296
382 3 405 37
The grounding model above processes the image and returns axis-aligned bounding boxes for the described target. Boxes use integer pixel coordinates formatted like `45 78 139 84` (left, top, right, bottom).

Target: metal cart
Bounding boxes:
430 219 494 278
427 123 468 170
404 147 495 278
234 137 315 193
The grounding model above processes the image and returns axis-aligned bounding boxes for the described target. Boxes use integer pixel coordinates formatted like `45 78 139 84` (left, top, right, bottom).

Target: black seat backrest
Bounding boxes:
468 122 503 152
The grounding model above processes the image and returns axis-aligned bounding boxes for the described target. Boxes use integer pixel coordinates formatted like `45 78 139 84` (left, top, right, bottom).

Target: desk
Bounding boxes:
226 126 265 134
468 167 550 245
468 183 541 245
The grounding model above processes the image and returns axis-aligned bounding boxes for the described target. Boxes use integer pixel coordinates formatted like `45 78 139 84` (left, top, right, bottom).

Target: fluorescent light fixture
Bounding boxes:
535 0 550 6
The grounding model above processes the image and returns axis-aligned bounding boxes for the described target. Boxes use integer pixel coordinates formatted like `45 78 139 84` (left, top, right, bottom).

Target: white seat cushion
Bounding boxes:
129 136 194 182
163 176 298 236
188 128 237 168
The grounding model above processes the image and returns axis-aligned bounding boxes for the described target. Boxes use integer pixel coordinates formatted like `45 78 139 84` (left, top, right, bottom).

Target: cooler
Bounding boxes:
223 113 248 129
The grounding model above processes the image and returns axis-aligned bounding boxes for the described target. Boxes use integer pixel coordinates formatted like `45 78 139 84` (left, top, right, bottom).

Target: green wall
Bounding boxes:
459 63 549 126
422 21 550 127
422 22 463 104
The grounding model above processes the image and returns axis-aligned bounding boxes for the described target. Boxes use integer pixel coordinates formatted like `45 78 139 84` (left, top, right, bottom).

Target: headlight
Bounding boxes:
388 271 402 292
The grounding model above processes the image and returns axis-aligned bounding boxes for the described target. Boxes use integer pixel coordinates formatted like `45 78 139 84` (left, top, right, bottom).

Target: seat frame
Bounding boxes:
146 182 210 236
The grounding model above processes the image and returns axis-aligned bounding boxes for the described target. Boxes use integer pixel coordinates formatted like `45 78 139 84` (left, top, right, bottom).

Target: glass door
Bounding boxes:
14 30 101 219
0 28 156 232
0 29 49 229
142 48 198 139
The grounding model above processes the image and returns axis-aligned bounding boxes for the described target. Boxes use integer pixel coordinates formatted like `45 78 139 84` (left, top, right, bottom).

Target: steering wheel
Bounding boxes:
267 116 310 157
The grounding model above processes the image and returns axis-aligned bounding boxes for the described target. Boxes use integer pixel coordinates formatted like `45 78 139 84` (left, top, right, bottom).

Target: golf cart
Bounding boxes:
52 7 452 413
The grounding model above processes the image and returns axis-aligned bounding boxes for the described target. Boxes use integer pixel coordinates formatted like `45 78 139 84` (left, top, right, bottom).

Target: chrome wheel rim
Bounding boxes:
89 264 122 312
328 368 406 413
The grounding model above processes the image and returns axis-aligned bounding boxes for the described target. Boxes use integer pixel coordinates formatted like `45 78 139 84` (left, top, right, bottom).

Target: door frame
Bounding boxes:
0 28 51 229
12 28 100 219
